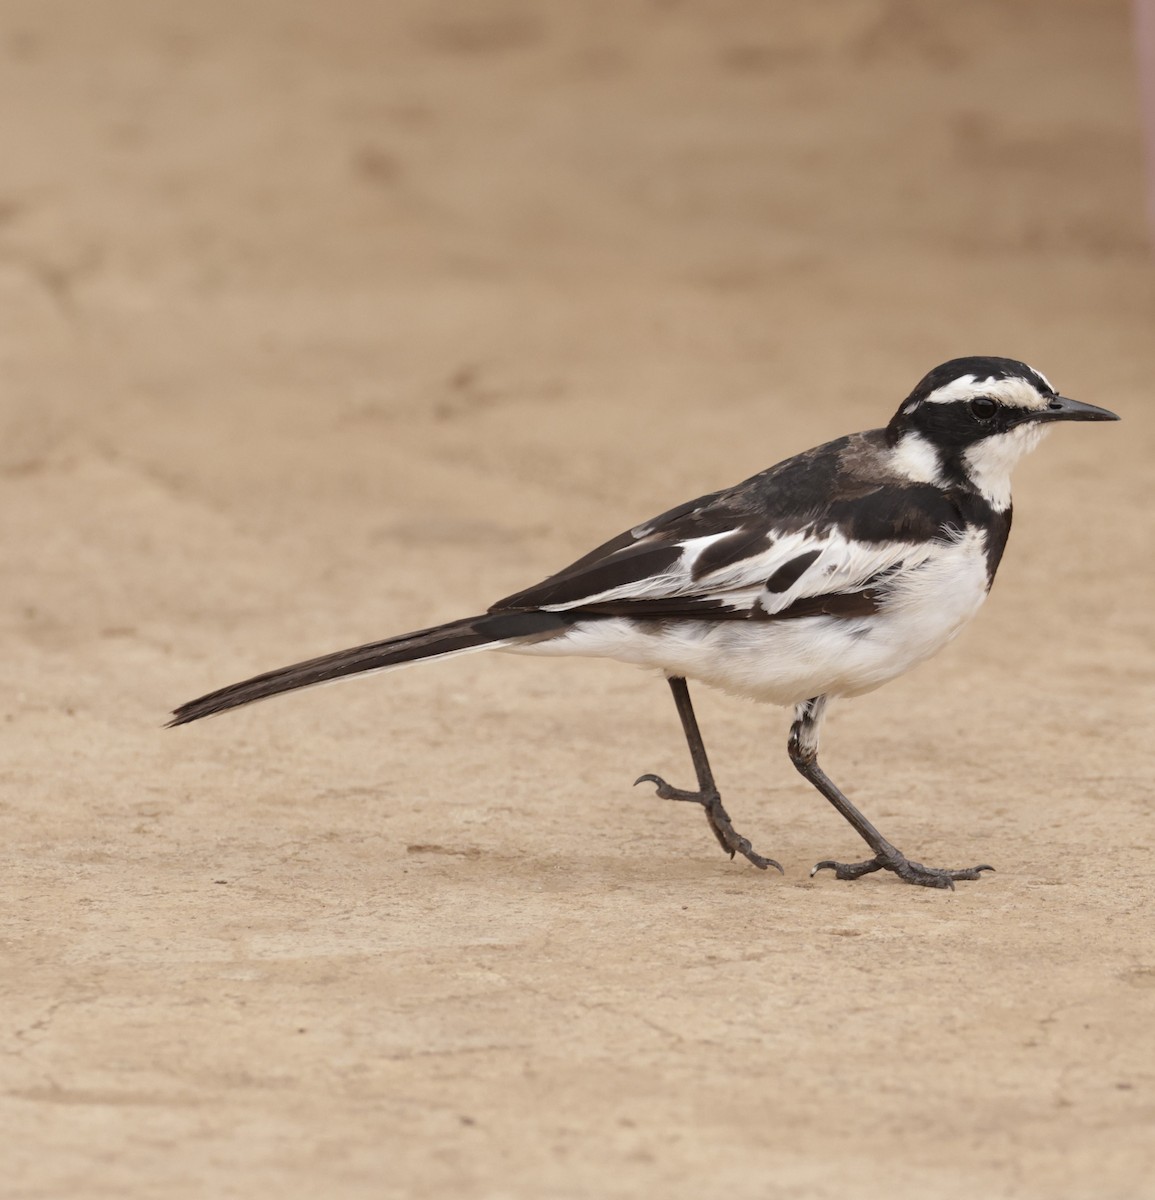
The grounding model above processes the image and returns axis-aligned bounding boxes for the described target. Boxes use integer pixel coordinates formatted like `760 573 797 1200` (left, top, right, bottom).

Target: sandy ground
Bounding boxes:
2 2 1154 1197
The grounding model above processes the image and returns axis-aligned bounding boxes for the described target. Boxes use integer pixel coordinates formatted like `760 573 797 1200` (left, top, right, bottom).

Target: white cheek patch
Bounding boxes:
963 423 1051 510
889 432 943 484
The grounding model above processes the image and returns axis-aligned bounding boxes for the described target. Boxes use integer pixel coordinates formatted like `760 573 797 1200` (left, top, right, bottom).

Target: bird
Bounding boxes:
170 356 1119 889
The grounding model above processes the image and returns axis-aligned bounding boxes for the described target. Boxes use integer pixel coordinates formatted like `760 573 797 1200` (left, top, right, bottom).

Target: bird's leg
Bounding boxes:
789 696 993 890
635 676 782 872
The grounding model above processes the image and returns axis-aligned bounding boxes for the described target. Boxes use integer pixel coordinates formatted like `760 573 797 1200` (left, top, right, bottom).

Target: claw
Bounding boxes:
634 773 712 805
634 773 685 797
811 851 994 888
810 856 885 882
927 873 956 891
634 772 781 873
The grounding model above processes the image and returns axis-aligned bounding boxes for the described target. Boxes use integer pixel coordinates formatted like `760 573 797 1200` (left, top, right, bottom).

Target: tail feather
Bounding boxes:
168 610 574 727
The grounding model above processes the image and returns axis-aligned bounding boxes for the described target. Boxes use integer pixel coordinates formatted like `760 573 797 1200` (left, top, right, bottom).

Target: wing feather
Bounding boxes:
491 431 957 623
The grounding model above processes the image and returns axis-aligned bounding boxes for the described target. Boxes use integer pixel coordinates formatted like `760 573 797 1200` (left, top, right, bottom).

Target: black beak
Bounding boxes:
1036 394 1120 423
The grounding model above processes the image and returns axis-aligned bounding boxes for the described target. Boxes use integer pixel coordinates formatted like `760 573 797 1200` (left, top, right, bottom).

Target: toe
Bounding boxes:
946 864 995 881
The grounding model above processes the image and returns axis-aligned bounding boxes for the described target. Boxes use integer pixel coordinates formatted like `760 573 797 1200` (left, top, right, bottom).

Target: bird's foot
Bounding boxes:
633 773 782 872
810 850 994 890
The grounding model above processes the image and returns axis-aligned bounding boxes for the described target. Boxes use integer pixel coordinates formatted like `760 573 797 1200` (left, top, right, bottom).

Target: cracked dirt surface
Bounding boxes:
2 3 1154 1197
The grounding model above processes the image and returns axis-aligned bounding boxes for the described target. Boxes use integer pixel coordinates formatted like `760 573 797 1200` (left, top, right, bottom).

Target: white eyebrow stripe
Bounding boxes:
922 374 984 404
922 374 1050 411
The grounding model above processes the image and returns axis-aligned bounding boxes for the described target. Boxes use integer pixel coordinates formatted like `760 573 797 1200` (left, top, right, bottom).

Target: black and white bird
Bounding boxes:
171 357 1118 889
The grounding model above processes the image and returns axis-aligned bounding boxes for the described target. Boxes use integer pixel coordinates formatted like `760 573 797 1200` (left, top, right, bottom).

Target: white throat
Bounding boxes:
962 423 1050 510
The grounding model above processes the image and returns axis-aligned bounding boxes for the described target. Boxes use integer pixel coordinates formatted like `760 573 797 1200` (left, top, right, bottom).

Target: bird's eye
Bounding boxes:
969 397 998 421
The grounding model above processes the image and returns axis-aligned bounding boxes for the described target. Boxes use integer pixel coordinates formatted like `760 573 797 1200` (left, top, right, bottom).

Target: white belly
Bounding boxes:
506 530 992 706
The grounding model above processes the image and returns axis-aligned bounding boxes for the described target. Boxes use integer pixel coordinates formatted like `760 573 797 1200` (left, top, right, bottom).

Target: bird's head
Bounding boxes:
886 356 1119 509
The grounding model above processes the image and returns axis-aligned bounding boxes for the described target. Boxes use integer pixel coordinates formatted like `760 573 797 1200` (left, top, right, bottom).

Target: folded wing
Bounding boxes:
492 443 943 623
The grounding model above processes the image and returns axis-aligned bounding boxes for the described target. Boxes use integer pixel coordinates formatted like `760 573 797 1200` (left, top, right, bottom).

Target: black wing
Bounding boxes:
490 431 965 621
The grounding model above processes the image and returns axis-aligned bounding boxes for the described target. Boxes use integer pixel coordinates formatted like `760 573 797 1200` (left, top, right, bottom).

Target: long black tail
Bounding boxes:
168 610 574 727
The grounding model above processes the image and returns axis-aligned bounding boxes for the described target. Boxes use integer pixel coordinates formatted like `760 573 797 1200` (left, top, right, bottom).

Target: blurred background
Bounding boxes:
2 3 1153 1198
3 0 1150 665
2 1 1149 514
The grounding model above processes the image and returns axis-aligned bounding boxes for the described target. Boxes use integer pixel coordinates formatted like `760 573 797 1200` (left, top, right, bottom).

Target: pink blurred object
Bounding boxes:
1139 0 1155 242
